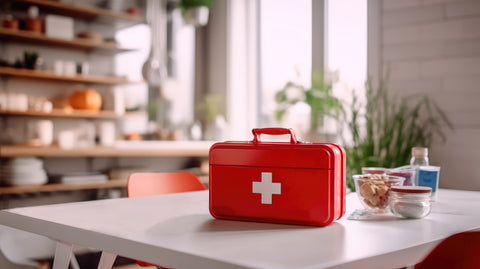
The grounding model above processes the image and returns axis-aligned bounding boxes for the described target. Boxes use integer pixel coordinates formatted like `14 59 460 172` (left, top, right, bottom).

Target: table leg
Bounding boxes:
98 251 117 269
52 242 73 269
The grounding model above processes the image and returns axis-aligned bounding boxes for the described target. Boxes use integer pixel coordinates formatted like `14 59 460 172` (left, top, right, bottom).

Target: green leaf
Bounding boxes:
342 77 453 191
273 71 344 130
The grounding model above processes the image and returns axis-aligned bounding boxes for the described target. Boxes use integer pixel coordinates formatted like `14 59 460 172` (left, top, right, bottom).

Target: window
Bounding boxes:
326 0 367 97
258 0 312 133
326 0 367 142
224 0 367 141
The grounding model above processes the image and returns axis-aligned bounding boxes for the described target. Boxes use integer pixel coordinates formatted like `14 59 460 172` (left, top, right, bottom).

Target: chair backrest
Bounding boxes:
415 231 480 269
127 172 206 198
127 172 207 268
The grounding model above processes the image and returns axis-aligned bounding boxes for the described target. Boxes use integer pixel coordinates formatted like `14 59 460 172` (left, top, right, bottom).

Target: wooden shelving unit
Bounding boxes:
0 179 127 195
10 0 144 25
0 109 146 119
0 141 213 157
0 28 136 52
0 66 134 84
0 1 159 199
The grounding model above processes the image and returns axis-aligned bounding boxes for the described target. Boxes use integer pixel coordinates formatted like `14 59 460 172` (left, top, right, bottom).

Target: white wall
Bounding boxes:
372 0 480 190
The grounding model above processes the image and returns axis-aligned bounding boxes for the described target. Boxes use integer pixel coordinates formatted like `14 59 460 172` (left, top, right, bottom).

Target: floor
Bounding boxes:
36 253 157 269
37 261 156 269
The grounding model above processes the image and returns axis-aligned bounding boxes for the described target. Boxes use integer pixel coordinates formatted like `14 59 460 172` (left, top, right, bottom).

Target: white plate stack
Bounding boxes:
0 158 48 186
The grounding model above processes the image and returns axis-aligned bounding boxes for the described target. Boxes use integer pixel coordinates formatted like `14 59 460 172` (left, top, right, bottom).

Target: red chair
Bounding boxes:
127 172 207 268
127 172 206 198
415 231 480 269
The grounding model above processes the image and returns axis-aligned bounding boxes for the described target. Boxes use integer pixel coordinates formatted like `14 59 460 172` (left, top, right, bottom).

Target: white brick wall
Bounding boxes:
375 0 480 190
445 1 480 18
383 5 445 28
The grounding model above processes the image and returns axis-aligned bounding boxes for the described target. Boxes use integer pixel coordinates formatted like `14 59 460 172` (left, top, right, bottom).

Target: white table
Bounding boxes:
1 189 480 269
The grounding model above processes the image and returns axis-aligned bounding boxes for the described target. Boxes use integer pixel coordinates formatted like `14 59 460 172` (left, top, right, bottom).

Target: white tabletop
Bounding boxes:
1 189 480 269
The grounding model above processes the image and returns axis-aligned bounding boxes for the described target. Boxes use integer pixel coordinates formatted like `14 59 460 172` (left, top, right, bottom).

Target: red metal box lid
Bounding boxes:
210 141 338 169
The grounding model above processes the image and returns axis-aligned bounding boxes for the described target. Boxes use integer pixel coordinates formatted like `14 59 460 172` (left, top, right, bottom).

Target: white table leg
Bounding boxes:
97 251 117 269
70 253 81 269
52 241 73 269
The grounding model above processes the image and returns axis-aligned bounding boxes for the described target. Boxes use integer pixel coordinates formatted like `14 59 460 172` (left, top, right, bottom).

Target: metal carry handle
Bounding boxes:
252 128 298 144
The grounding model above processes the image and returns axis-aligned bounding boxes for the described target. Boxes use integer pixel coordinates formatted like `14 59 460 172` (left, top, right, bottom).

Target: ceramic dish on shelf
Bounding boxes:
3 172 48 186
1 157 48 186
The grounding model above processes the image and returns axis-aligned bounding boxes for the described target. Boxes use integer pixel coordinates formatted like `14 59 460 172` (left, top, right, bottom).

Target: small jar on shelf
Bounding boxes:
25 6 43 33
2 14 19 30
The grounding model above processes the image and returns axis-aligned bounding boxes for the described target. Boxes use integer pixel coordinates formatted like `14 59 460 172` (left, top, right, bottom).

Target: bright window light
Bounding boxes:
259 0 312 130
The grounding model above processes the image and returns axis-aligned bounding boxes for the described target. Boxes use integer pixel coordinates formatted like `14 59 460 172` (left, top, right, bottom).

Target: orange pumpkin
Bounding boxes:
69 89 102 111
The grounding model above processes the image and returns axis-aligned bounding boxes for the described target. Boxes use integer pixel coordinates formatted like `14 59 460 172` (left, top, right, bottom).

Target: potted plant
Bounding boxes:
341 79 453 191
180 0 213 26
23 51 38 69
196 93 227 140
275 71 344 142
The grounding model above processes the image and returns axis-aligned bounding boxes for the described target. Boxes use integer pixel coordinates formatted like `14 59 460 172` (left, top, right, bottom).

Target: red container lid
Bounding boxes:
391 186 432 193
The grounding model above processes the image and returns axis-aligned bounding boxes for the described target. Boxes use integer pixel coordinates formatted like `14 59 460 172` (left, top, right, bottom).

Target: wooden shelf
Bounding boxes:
0 66 134 85
0 109 146 119
0 179 127 195
0 141 213 157
0 28 136 52
10 0 144 26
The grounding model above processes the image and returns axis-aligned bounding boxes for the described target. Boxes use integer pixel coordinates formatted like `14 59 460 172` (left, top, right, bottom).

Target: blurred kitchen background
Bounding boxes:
0 0 479 209
1 0 480 268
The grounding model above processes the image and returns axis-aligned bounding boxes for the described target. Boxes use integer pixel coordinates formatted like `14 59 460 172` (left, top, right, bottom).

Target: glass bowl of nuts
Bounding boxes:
353 174 405 213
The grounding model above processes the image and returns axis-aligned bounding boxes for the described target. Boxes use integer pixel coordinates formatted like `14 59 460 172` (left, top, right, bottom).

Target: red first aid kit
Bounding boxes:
209 128 346 227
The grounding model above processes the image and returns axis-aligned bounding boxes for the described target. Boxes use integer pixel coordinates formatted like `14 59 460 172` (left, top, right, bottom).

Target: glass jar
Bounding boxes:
389 186 432 218
361 167 389 175
353 174 405 213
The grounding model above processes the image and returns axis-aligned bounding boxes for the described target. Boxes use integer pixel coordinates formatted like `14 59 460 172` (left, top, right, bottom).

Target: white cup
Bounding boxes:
54 60 64 75
58 130 76 149
7 93 28 111
36 120 53 146
99 121 116 146
64 61 76 76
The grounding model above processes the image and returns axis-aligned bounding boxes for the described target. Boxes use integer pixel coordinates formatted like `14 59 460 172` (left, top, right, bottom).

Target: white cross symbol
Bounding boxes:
252 172 281 204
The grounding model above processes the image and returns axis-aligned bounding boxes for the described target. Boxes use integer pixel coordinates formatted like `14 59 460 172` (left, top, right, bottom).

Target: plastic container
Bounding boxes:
353 174 405 213
387 165 416 186
389 186 432 218
417 166 440 200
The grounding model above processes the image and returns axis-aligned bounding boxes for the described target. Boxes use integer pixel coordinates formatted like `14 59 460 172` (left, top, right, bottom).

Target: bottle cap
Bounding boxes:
412 147 428 158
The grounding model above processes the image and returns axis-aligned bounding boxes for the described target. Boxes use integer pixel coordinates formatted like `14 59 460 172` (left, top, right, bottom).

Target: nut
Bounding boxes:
357 175 393 209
